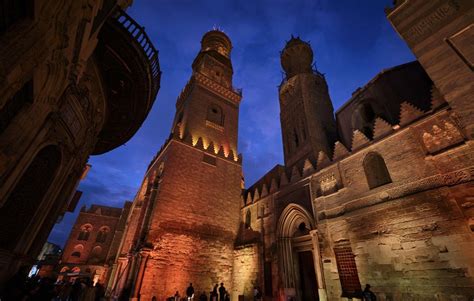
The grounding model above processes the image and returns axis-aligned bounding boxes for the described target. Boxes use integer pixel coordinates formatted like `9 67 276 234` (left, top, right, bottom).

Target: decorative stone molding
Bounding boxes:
318 166 474 220
319 173 339 196
421 121 464 154
332 141 350 161
399 101 424 126
351 130 370 151
373 117 393 139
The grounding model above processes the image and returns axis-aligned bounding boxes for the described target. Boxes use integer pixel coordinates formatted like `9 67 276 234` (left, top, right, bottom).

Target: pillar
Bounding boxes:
310 230 327 301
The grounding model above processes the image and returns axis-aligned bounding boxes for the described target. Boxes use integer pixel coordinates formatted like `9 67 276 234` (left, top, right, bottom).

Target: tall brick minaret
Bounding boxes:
112 30 243 301
279 37 336 168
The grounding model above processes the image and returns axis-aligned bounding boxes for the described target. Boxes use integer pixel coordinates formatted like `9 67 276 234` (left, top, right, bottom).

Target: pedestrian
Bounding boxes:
199 291 208 301
210 284 218 301
362 284 376 301
174 290 181 301
218 283 226 301
186 283 195 301
224 290 230 301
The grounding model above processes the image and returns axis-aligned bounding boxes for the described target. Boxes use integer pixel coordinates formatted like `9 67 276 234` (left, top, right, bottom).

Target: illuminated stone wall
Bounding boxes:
136 139 242 300
232 244 260 300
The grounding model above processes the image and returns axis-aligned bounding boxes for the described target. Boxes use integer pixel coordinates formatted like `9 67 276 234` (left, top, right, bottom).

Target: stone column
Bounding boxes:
277 238 296 299
310 230 327 301
130 250 150 301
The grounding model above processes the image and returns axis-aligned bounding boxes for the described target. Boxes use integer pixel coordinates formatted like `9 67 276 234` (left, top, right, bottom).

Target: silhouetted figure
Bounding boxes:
70 278 84 301
94 282 105 301
199 291 208 301
218 283 226 301
174 290 181 301
363 284 377 301
253 286 262 301
186 283 195 300
224 290 230 301
211 284 218 301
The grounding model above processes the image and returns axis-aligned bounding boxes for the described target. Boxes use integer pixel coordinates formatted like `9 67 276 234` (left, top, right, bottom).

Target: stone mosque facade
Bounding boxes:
105 1 474 300
0 1 472 301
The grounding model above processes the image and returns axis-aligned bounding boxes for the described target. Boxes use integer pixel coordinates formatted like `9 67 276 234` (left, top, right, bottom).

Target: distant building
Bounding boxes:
58 203 131 285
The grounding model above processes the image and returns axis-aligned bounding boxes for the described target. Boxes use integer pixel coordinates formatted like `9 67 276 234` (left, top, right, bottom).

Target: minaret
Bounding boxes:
114 30 243 301
171 30 240 158
279 37 337 168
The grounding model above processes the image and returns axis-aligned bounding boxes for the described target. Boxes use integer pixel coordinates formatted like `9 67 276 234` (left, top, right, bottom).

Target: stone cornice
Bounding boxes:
317 165 474 220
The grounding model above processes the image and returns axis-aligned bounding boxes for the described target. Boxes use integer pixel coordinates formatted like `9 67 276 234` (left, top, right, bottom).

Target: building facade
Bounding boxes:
237 1 474 300
107 1 474 300
0 0 160 284
58 204 131 285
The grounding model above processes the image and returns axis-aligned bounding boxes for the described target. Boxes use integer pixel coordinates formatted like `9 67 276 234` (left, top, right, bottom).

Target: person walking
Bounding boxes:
186 283 195 301
362 284 376 301
218 283 226 301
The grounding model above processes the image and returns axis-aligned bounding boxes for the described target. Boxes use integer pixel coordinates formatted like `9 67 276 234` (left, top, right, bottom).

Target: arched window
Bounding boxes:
245 210 251 229
206 104 224 126
71 266 81 273
71 244 84 258
363 152 392 189
0 145 61 250
95 226 110 243
60 266 69 273
78 224 93 241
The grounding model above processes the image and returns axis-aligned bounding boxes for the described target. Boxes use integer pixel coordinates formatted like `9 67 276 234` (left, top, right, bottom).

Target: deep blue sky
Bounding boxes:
48 0 414 247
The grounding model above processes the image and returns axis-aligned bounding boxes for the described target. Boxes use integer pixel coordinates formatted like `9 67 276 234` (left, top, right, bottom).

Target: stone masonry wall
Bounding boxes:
139 140 242 300
232 244 260 301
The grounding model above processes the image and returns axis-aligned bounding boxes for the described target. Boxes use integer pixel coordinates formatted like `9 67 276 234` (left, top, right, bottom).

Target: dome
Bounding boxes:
201 29 232 58
281 36 313 78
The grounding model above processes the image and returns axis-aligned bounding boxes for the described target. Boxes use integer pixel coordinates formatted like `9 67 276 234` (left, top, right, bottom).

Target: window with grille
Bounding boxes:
334 247 362 297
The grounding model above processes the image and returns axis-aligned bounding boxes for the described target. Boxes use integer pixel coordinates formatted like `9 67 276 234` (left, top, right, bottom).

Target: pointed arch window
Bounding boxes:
78 224 92 241
71 244 84 258
95 226 110 243
245 210 251 229
363 152 392 189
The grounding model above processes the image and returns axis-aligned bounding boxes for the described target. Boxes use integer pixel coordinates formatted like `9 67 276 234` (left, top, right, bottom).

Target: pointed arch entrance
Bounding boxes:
277 204 325 301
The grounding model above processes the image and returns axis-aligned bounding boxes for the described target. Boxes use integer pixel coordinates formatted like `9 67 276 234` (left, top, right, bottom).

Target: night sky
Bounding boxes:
48 0 415 247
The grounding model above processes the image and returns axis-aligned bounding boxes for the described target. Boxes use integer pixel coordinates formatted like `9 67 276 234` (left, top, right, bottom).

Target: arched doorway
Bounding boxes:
0 145 62 251
277 204 319 301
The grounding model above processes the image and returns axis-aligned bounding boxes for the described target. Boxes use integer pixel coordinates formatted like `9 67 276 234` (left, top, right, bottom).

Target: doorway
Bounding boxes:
297 251 318 301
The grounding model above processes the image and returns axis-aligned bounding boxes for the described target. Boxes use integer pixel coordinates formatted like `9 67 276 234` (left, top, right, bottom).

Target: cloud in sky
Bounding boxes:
48 0 414 247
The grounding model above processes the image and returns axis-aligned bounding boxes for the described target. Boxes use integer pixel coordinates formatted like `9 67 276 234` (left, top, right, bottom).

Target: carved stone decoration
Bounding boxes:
280 171 289 187
302 159 315 177
351 130 370 151
373 117 393 139
253 188 260 202
319 173 339 196
399 101 424 126
246 192 253 205
290 165 301 182
430 85 446 110
333 141 350 161
317 151 331 169
269 177 278 193
260 184 268 198
422 121 464 154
